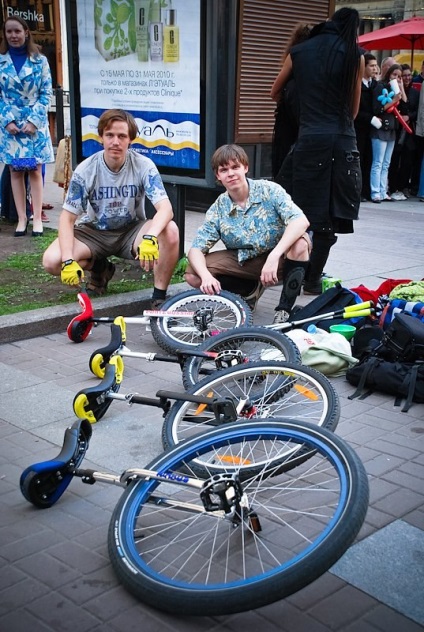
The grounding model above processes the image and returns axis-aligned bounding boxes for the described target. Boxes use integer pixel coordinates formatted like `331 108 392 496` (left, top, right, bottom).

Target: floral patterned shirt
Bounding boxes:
192 178 304 263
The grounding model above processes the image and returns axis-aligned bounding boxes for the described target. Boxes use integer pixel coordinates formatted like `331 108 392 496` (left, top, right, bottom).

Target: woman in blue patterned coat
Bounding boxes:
0 16 54 236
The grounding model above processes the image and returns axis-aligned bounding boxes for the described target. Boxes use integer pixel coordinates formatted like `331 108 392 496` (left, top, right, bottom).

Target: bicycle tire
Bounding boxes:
182 326 302 388
162 360 340 473
108 419 369 616
150 289 252 354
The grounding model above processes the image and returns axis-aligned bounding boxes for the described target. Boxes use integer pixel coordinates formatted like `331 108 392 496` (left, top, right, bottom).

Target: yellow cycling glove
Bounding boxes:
61 259 84 285
137 235 159 262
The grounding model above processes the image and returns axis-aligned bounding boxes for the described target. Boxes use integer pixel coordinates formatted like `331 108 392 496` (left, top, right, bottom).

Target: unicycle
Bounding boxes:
20 418 369 615
149 289 252 353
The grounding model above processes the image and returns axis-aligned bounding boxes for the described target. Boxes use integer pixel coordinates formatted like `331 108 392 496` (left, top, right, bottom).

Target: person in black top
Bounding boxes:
270 23 312 180
273 8 364 295
355 53 379 201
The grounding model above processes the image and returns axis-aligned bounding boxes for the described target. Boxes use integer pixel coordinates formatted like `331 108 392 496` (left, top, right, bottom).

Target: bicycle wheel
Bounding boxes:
162 360 340 465
108 419 369 616
150 289 252 354
182 326 302 388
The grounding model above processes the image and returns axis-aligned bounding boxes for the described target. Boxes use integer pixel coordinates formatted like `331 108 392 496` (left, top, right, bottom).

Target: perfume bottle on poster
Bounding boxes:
163 9 179 62
150 21 163 61
134 0 150 61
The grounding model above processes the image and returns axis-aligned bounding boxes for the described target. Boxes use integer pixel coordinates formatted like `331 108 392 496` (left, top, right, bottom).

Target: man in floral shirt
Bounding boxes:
185 144 311 323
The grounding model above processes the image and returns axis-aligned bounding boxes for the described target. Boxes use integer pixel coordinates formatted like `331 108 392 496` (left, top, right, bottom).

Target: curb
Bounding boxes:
0 282 188 344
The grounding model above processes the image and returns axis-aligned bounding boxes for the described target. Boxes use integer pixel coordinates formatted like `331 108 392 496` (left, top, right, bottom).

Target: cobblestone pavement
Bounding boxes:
0 165 423 631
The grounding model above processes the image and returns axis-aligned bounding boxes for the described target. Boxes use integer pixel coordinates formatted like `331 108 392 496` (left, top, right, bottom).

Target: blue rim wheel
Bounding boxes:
108 419 368 616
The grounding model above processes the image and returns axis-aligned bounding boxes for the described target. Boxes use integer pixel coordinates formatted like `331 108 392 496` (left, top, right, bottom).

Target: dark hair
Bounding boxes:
281 22 313 63
211 144 249 173
401 63 411 71
0 16 39 56
382 63 402 83
329 8 361 119
98 109 138 140
364 53 377 65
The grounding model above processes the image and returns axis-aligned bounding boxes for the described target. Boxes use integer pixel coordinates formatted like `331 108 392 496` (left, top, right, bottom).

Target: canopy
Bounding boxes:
358 16 424 69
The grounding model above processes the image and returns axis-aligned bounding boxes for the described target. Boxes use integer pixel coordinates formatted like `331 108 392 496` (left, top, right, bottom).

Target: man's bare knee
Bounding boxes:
287 238 310 261
184 272 200 288
42 247 60 275
160 221 179 249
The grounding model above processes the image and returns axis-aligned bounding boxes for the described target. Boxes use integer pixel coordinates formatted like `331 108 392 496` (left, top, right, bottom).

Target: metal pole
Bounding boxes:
55 85 65 143
165 183 186 259
145 183 186 259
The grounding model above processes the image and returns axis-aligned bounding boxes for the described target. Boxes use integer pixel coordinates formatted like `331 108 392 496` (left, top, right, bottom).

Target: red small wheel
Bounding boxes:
67 318 93 343
67 290 94 342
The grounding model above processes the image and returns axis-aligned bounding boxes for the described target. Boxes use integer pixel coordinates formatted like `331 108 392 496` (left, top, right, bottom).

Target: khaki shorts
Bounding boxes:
73 221 146 260
186 233 312 281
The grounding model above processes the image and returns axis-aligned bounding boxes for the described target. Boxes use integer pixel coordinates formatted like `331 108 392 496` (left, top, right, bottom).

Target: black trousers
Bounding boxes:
277 134 360 233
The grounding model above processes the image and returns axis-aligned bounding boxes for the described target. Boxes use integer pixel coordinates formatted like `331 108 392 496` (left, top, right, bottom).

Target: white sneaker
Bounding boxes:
273 309 291 324
391 191 407 201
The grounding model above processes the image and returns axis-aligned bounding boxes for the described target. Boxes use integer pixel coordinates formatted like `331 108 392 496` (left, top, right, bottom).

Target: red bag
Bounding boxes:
350 279 412 305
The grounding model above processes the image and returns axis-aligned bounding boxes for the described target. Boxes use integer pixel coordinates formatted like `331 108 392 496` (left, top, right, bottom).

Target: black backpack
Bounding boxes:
346 313 424 412
290 284 364 331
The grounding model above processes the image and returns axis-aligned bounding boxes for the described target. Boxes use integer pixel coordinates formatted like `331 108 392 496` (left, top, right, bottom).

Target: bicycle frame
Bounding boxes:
73 355 241 424
20 400 247 527
67 287 216 343
87 320 218 380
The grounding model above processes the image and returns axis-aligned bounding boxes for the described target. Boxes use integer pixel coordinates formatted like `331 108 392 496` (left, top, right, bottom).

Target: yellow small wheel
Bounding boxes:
110 355 125 384
114 316 127 342
73 393 97 424
90 353 106 378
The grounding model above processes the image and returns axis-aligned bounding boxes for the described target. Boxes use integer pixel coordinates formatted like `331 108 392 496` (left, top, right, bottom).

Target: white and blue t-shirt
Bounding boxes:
63 149 168 230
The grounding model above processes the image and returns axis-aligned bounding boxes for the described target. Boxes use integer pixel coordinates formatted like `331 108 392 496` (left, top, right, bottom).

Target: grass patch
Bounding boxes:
0 227 188 316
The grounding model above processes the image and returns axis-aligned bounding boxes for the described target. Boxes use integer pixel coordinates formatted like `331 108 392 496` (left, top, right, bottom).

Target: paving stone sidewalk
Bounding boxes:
0 165 423 631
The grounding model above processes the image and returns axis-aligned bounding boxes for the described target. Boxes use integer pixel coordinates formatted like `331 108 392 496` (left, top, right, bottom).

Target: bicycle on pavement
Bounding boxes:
21 387 369 616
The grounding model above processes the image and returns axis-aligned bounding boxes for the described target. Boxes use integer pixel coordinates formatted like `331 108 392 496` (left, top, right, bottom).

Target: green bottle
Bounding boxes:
149 0 161 23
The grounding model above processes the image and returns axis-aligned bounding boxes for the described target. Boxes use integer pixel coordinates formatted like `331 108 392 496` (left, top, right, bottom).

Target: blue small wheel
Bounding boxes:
20 419 92 508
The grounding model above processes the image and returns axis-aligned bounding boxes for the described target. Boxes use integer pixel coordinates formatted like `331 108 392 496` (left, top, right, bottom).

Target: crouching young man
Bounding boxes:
185 144 311 323
43 109 179 307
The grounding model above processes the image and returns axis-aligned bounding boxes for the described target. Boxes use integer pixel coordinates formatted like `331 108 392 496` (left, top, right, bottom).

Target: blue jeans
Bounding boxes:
370 138 395 200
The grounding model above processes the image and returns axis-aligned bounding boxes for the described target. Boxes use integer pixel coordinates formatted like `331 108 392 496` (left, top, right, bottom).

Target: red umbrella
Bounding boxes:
358 16 424 69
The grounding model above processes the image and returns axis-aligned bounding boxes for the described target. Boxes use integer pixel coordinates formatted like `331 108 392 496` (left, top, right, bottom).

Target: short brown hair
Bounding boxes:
211 144 249 173
98 109 138 141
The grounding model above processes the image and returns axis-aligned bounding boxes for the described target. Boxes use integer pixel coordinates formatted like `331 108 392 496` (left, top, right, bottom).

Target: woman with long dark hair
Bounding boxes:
272 8 364 295
0 16 54 236
270 22 312 179
370 63 407 203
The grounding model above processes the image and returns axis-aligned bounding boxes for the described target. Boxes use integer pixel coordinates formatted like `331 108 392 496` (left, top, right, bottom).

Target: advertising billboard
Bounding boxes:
75 0 201 170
